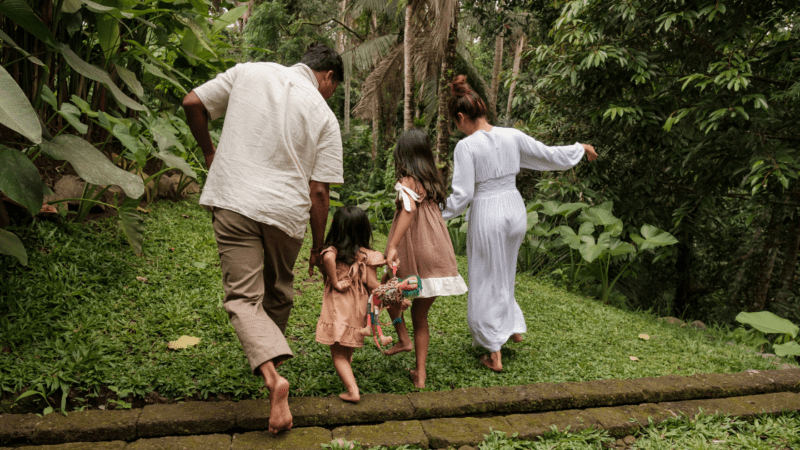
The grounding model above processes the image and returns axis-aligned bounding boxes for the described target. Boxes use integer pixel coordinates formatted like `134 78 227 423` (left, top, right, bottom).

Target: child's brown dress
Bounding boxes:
386 177 468 297
315 246 385 347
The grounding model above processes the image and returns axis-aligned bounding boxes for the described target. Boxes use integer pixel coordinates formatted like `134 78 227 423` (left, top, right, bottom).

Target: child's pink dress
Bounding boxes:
315 246 385 347
385 177 468 297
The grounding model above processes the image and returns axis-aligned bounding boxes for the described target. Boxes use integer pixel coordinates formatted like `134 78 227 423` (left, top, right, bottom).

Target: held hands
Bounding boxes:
385 247 399 273
582 143 598 162
334 279 352 293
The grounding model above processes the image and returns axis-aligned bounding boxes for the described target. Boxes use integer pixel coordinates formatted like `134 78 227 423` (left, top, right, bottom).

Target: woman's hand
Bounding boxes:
334 279 352 292
582 143 598 162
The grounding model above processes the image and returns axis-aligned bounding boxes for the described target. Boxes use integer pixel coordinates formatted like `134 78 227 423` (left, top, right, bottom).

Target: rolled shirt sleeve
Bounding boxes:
310 115 344 184
193 64 241 121
442 142 475 220
516 132 585 171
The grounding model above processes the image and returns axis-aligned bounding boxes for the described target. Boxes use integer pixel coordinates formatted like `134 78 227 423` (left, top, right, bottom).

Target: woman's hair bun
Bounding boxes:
450 75 470 97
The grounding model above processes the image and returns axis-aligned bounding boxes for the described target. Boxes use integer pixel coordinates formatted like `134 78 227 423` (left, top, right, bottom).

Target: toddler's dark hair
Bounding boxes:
394 129 448 211
324 205 373 265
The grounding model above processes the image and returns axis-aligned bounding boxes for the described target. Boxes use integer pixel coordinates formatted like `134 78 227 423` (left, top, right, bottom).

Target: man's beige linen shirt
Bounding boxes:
194 62 344 240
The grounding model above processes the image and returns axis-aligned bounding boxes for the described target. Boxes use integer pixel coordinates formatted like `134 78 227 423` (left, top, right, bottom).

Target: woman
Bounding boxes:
442 75 597 372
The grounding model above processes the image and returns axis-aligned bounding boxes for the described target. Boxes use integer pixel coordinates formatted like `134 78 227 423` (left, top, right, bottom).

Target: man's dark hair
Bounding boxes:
300 43 344 83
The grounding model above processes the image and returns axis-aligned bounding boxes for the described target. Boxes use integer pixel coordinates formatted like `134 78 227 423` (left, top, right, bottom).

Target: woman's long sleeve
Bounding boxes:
442 144 475 220
516 132 585 171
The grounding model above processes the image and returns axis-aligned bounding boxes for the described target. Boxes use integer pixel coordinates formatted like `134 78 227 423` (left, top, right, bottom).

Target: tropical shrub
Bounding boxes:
732 311 800 359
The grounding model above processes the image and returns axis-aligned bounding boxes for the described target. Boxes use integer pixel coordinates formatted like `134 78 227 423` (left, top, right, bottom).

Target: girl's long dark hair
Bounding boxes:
323 205 373 265
394 129 447 211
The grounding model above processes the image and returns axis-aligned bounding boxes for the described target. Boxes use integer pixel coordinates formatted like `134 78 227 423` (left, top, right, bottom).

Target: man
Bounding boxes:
182 43 344 434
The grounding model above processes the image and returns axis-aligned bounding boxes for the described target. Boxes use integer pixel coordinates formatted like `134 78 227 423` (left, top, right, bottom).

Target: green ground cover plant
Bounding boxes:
0 199 786 414
322 411 800 449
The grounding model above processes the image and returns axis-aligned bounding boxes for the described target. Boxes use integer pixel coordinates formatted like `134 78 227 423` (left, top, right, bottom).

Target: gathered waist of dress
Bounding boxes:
474 175 518 199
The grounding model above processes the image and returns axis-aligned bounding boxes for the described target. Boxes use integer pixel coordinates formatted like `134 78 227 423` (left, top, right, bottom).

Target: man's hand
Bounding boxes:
582 143 598 162
308 249 322 277
204 148 216 169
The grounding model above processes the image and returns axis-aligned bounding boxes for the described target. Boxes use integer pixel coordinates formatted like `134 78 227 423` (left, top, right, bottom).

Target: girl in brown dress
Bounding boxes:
315 206 385 403
383 129 468 388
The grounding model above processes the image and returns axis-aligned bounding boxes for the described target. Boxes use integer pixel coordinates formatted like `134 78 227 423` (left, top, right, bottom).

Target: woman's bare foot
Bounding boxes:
339 391 360 403
383 341 413 355
409 368 426 388
511 333 524 343
267 376 293 433
480 352 502 372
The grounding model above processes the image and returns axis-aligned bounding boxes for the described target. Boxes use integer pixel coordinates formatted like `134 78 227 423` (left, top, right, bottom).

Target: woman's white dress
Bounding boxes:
442 127 585 352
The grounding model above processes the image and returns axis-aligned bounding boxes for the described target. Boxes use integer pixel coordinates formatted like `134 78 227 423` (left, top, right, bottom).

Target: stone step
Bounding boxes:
1 369 798 448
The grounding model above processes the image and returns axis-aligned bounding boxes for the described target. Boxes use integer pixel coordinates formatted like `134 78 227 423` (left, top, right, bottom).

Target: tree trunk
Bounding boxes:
403 3 414 131
435 1 458 177
776 214 800 302
337 0 351 134
505 33 526 125
489 35 504 122
750 205 783 311
673 231 693 317
372 116 379 161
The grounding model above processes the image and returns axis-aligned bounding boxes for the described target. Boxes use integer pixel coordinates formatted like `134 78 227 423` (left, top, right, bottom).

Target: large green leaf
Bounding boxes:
59 103 89 134
526 211 539 230
117 196 143 256
97 13 121 61
56 43 146 111
639 224 679 250
0 146 43 214
0 0 57 46
39 134 145 199
773 341 800 357
0 65 42 144
114 63 144 98
578 221 595 236
554 202 588 217
151 150 197 179
0 28 45 66
579 239 605 263
557 225 581 249
211 4 247 35
608 241 636 256
735 311 799 338
579 206 619 226
0 228 27 265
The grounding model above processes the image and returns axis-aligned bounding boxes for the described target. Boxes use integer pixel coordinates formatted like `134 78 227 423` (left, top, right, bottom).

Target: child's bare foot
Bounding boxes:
384 341 413 355
480 352 502 372
267 376 293 433
409 369 426 388
511 333 524 343
379 335 393 346
359 326 372 337
339 391 360 403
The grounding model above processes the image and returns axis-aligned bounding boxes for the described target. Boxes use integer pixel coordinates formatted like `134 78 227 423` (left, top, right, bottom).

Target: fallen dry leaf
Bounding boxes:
181 214 189 218
136 276 148 283
638 333 650 340
136 207 150 213
629 356 639 361
168 335 201 349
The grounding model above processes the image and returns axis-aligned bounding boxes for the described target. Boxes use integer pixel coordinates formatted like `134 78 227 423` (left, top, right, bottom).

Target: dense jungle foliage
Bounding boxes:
1 0 798 333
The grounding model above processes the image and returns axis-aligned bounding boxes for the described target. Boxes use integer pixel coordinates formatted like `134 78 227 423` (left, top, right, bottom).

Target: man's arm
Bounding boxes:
182 91 216 169
308 180 330 277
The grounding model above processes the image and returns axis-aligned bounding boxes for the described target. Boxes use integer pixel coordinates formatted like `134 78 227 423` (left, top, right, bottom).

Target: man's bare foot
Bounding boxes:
339 391 360 403
409 369 426 388
267 376 293 434
480 353 502 372
383 342 413 355
511 333 524 343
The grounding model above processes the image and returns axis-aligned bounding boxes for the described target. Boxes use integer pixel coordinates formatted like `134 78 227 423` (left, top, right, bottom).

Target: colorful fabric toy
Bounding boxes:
359 267 422 353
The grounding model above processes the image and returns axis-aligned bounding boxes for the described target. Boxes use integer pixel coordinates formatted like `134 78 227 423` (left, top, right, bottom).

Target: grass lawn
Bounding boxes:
0 199 786 413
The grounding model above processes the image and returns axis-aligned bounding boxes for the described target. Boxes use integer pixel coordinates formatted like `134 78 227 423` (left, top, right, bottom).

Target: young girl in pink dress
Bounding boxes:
315 206 384 403
383 129 468 388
